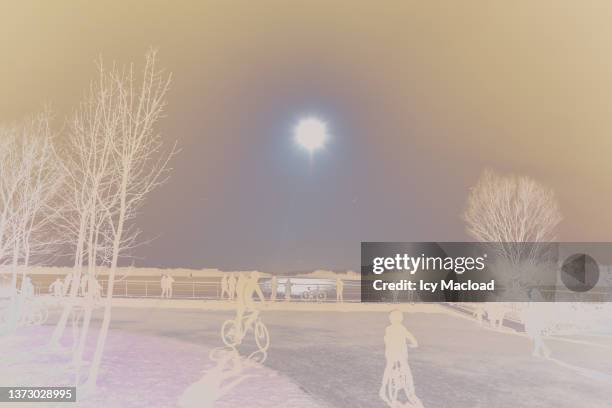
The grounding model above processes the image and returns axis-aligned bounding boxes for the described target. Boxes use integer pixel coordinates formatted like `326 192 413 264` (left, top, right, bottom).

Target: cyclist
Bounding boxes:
234 271 265 341
379 310 423 408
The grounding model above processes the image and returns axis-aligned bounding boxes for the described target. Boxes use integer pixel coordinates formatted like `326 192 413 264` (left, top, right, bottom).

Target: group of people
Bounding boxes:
48 272 102 301
219 272 266 300
265 275 293 302
219 273 346 303
160 274 175 298
220 272 281 302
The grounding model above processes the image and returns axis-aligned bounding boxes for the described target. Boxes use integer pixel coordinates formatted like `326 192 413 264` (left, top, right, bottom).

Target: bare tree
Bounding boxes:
0 112 60 330
14 112 62 270
463 169 562 265
75 49 175 389
49 64 120 351
0 128 22 272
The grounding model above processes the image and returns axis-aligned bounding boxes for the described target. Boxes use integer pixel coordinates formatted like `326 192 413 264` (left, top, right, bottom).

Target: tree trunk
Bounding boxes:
49 217 86 348
73 204 99 384
86 185 126 388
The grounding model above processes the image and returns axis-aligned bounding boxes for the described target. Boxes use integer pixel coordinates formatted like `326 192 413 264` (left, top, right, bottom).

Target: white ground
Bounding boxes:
1 301 611 407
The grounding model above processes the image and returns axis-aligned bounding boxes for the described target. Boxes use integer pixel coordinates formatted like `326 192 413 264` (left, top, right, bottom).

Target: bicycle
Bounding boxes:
221 310 270 353
0 297 49 327
381 361 423 408
301 287 327 303
20 298 49 326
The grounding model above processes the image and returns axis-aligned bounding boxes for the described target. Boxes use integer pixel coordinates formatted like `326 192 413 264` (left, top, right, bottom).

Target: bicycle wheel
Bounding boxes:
317 292 327 303
248 350 267 363
40 307 49 325
387 364 403 404
221 319 240 347
30 307 47 325
301 292 309 301
254 319 270 352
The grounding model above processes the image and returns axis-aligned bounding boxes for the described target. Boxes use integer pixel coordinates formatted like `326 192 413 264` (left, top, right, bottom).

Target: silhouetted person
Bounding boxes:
90 277 102 303
235 273 247 303
220 273 229 300
284 278 292 301
523 303 552 358
486 303 506 330
473 304 485 326
228 273 237 301
80 274 88 296
235 271 265 340
63 272 74 296
161 274 173 298
336 277 344 303
166 274 175 298
49 278 63 297
20 277 35 321
380 310 424 408
160 274 166 298
270 275 278 302
22 277 34 298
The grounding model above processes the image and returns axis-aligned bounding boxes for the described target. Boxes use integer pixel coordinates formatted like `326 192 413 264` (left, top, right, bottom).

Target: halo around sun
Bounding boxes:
294 118 328 152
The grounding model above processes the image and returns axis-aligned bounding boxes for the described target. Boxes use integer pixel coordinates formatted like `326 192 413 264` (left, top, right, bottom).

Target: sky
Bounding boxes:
1 2 612 272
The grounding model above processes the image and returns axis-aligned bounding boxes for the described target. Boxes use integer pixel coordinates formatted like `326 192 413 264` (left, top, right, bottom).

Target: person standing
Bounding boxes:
235 273 247 303
284 278 292 301
80 274 88 297
228 273 237 301
90 277 103 303
160 274 168 298
220 273 229 300
336 277 344 303
379 310 423 408
63 272 74 296
523 303 552 358
166 274 175 298
49 278 63 297
270 276 278 302
21 276 35 298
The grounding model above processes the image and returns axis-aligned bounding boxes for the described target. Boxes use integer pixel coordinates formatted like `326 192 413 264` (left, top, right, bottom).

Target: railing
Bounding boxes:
31 278 362 302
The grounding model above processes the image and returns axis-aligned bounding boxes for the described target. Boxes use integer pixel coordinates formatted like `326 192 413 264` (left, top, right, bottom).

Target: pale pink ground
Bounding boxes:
0 325 321 408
